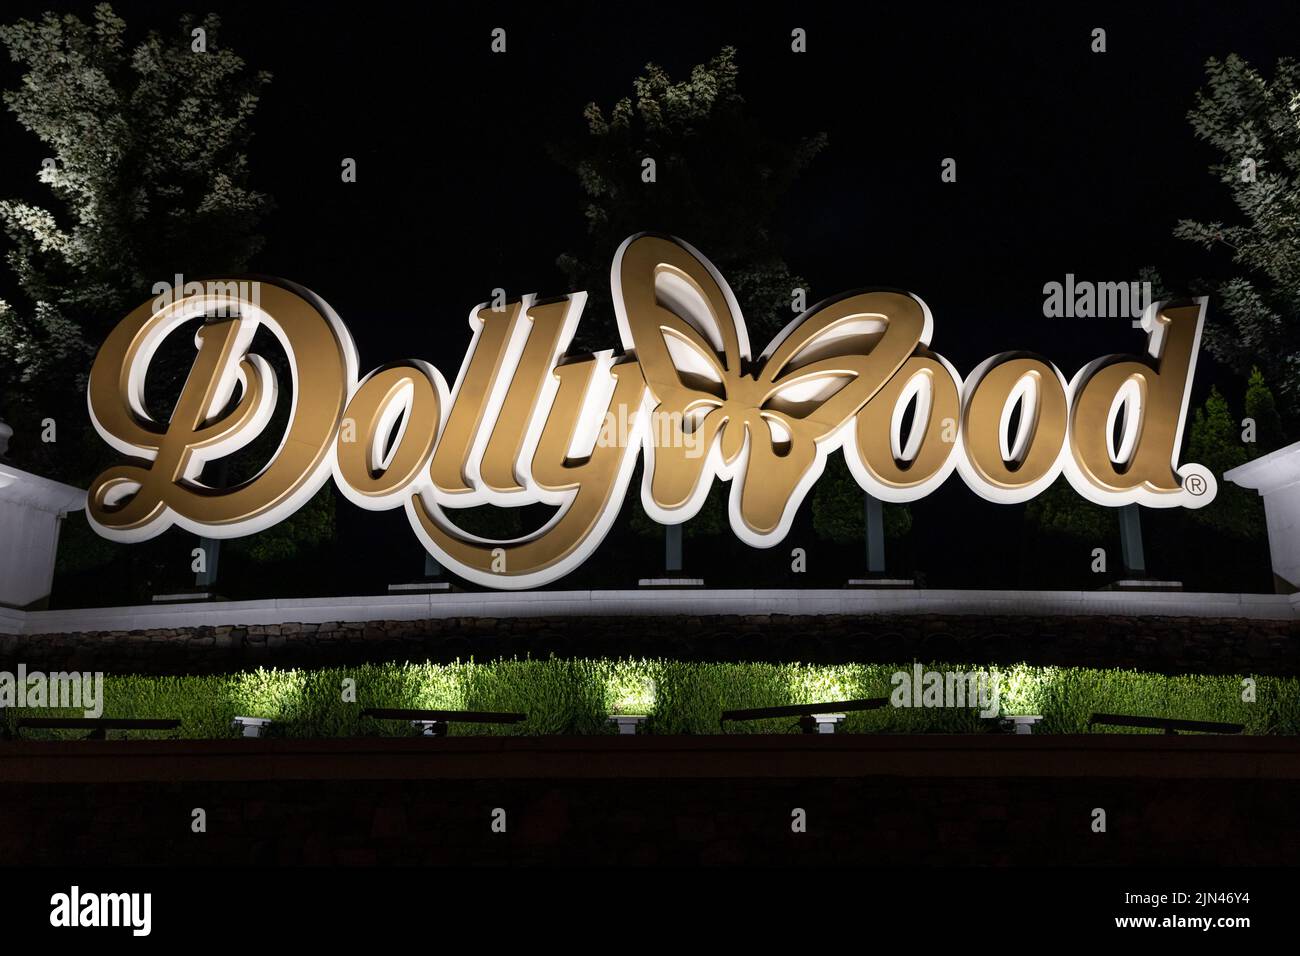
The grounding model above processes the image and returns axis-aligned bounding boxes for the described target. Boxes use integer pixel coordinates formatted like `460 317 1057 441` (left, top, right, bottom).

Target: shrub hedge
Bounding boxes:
2 659 1293 739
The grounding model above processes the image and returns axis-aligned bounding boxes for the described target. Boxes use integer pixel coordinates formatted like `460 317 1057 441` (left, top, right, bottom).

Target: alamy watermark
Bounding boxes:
152 274 261 318
890 664 1001 718
0 664 104 717
596 405 705 457
50 886 151 936
1042 274 1152 323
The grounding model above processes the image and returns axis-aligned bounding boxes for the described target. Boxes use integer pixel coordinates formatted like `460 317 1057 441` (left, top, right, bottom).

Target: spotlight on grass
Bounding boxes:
606 670 655 734
608 673 656 711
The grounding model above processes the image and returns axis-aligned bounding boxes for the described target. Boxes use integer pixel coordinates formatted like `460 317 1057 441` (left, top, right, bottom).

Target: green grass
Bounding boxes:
2 659 1294 739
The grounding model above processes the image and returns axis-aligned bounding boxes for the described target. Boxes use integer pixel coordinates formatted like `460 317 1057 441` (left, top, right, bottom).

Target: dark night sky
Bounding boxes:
2 0 1297 594
5 0 1296 373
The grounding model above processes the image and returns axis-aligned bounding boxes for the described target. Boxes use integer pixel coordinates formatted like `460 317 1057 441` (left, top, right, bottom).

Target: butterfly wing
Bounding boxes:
614 233 930 544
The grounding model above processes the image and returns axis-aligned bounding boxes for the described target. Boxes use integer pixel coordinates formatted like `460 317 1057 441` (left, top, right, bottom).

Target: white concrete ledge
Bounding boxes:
0 588 1295 637
0 463 87 514
0 463 86 609
1226 439 1300 592
0 605 24 635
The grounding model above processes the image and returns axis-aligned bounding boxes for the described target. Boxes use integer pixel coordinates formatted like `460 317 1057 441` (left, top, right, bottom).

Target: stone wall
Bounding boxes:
4 612 1298 675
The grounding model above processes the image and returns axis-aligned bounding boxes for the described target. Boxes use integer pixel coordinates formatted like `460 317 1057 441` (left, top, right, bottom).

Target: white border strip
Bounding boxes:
1 589 1296 637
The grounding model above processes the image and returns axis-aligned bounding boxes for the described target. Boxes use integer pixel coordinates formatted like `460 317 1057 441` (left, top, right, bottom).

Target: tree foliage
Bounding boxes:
558 47 834 541
552 46 826 349
1024 476 1112 541
1174 55 1300 406
1186 385 1264 538
0 4 334 572
811 454 910 544
1244 366 1284 455
226 485 335 564
0 2 271 472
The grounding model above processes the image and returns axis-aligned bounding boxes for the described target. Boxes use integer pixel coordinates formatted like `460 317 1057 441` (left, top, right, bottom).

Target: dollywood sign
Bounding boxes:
85 234 1216 589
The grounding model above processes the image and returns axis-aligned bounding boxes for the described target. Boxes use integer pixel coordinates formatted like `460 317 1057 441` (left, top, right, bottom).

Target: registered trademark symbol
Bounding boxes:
1186 475 1207 496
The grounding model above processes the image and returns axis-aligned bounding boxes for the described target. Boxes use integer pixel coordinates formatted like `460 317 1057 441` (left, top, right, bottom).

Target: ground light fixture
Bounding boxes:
410 720 449 737
802 713 846 734
359 707 528 737
608 715 649 734
999 715 1045 735
231 717 273 738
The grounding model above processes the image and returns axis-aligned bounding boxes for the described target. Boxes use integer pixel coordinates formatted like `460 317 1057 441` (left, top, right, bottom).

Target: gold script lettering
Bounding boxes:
84 237 1218 589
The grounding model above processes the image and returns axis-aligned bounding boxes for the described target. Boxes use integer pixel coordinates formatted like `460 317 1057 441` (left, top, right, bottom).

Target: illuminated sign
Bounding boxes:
85 234 1216 588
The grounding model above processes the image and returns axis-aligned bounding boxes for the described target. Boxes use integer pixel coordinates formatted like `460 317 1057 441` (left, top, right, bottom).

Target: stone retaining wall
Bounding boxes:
3 612 1297 675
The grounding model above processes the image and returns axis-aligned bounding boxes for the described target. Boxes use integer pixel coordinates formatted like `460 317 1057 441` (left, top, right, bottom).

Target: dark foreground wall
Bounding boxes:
4 613 1300 675
2 736 1297 865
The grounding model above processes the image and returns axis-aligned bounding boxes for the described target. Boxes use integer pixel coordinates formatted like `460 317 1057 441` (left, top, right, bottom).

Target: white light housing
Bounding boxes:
609 715 648 735
232 716 273 738
999 715 1044 735
808 713 846 734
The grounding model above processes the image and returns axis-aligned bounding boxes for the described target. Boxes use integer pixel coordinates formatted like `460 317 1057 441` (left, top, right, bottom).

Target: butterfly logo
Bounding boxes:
612 233 932 546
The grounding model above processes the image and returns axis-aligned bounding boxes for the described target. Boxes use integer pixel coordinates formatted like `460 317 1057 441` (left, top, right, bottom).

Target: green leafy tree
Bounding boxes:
0 3 271 477
552 46 826 349
1024 477 1112 541
811 455 910 544
1186 386 1263 538
1174 55 1300 407
226 486 335 564
1244 366 1284 455
0 4 332 585
558 47 829 541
